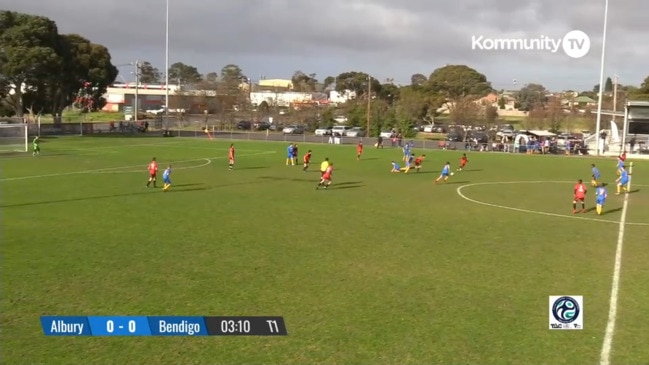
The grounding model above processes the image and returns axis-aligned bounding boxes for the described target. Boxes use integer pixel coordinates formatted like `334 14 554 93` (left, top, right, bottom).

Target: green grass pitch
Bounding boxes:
1 136 648 365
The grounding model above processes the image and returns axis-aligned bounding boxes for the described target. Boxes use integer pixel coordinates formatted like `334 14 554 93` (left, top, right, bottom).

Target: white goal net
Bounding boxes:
0 123 29 153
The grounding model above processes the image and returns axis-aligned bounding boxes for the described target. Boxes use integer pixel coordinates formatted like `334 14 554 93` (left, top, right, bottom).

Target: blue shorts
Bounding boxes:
619 179 628 185
163 177 171 184
441 172 449 177
596 199 605 205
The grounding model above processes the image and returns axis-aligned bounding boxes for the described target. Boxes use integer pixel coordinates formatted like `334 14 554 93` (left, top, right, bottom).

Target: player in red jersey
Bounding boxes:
303 150 312 172
413 154 426 172
356 141 363 160
573 179 587 214
228 144 235 170
317 163 333 189
146 157 158 188
457 153 468 171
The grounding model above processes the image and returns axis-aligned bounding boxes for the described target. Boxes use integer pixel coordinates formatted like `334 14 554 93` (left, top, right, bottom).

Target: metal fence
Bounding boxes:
20 120 621 155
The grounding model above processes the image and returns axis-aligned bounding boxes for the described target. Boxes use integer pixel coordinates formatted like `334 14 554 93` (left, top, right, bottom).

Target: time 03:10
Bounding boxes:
221 320 251 333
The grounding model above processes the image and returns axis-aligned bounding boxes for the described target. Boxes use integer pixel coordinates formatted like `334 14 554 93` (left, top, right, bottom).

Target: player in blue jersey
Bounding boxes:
616 155 625 176
403 153 416 173
591 163 601 187
391 161 402 172
402 143 411 162
595 183 608 215
615 166 629 194
286 144 295 166
162 165 172 192
435 162 451 184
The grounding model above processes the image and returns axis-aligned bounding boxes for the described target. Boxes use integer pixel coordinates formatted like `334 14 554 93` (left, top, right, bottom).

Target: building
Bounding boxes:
259 79 293 90
329 90 356 104
102 84 181 112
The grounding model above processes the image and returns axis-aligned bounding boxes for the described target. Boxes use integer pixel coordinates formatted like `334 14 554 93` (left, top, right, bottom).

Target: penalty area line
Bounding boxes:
0 151 276 182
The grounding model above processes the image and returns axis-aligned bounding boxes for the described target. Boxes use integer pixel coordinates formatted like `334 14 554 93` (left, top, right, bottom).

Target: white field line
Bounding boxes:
89 158 212 174
455 180 647 226
0 151 275 182
599 163 633 365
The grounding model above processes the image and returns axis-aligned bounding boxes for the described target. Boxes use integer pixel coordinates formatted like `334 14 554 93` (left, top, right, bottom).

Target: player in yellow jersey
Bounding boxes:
320 157 330 177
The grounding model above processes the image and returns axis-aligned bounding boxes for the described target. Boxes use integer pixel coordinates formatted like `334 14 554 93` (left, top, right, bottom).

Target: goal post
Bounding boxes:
0 123 29 153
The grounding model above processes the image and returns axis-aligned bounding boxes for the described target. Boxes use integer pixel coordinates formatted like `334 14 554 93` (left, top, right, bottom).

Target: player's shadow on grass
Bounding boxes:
173 183 201 187
604 207 623 214
462 169 483 172
1 191 160 208
585 207 597 213
441 181 470 185
360 157 378 160
238 166 267 170
258 176 312 182
334 184 364 190
628 189 640 194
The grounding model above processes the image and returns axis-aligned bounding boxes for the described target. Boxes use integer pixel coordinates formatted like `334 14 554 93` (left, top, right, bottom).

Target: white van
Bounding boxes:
331 125 350 136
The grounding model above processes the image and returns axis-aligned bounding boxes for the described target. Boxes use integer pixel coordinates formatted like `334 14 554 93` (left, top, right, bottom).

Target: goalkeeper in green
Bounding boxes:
32 136 40 156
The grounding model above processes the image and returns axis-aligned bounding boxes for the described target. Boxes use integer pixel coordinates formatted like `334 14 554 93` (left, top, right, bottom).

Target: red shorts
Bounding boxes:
357 150 362 154
322 175 331 181
149 172 157 178
574 196 585 201
461 162 467 167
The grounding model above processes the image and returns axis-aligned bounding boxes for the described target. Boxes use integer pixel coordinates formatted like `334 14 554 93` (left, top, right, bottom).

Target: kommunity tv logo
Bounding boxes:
471 30 591 58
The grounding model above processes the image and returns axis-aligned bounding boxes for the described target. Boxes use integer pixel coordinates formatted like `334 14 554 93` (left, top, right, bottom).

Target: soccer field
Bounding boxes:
1 136 648 365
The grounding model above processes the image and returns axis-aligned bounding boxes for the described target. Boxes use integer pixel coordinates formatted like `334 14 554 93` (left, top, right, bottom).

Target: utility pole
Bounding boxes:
366 76 371 137
134 60 139 123
612 74 619 119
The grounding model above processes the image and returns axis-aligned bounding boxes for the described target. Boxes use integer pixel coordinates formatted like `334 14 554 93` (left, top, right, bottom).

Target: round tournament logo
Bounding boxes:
552 296 580 323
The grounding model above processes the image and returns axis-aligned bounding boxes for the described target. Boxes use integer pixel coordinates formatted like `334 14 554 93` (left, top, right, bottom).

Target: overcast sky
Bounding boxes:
2 0 647 91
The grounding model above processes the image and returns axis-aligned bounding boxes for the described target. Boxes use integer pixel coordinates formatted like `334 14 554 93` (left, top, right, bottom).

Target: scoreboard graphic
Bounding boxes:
40 316 287 336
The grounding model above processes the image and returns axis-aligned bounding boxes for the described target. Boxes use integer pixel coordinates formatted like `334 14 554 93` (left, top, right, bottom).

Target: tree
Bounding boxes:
426 65 492 123
544 96 565 133
427 65 492 99
605 77 613 92
168 62 202 84
410 73 427 86
497 96 506 109
629 75 649 100
516 83 548 111
334 71 381 96
323 76 335 89
219 64 247 111
484 104 499 124
138 61 161 84
291 71 317 92
0 11 61 116
204 72 218 83
0 11 117 117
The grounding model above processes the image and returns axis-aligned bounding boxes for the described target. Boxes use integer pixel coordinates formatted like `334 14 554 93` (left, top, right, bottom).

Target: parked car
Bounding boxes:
254 121 271 130
446 133 464 142
345 127 366 137
331 125 351 136
146 106 185 114
379 131 394 139
422 123 436 133
282 125 304 134
314 127 332 136
236 120 252 130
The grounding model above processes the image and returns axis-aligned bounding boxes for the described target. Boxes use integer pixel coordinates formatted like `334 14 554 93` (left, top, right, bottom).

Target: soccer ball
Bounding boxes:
450 172 455 176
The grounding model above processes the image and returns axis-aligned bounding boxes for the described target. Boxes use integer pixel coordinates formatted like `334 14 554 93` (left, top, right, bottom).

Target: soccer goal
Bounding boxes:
0 123 29 153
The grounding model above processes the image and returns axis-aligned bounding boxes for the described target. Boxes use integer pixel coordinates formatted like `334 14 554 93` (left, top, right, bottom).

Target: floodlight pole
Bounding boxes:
164 0 170 129
134 60 140 123
366 76 371 137
594 0 609 156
